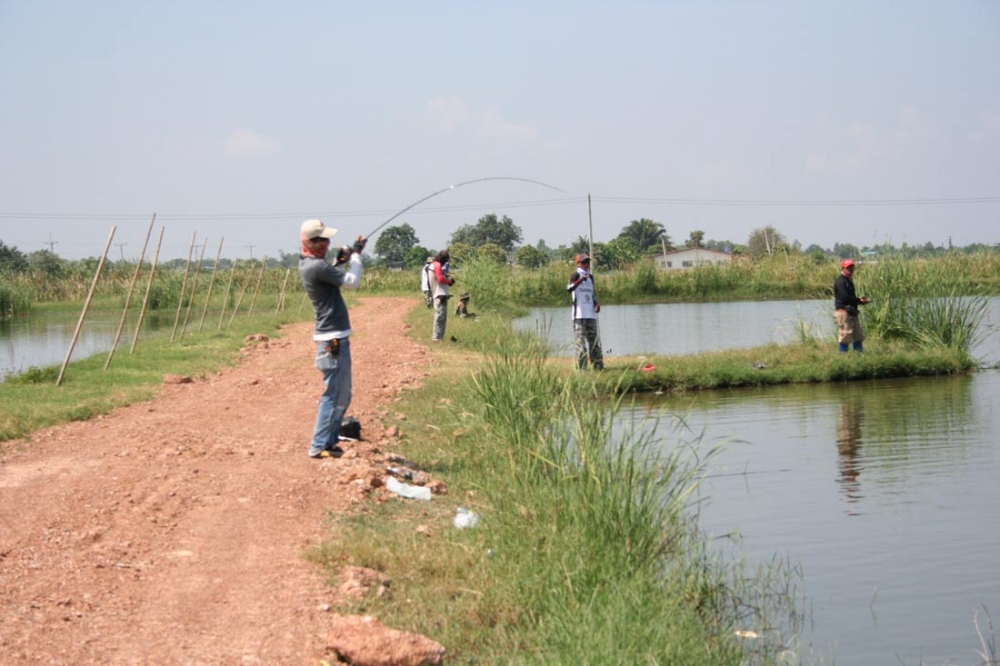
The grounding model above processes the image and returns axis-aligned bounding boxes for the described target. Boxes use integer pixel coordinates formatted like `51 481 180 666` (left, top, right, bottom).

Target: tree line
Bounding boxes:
367 215 999 270
3 218 997 278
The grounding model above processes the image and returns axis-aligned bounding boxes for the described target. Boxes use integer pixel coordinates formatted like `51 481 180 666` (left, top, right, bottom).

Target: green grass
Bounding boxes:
308 331 796 664
305 300 824 663
4 282 981 662
598 339 974 394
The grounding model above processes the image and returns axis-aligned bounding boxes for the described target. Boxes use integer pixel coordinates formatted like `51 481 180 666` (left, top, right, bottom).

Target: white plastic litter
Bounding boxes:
453 506 479 529
385 476 432 501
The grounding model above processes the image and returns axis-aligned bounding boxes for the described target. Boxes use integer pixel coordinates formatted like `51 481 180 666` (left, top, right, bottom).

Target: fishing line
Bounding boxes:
364 176 566 240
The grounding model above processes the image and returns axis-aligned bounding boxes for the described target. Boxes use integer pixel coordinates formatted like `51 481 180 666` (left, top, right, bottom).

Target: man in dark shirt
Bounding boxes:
834 258 869 353
298 219 366 458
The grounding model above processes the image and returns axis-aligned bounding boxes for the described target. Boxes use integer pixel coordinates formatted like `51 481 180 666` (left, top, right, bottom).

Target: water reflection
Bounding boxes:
835 398 864 508
625 372 1000 664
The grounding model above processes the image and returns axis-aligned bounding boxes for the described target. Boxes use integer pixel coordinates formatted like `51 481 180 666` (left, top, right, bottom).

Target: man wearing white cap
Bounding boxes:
567 253 603 370
298 219 367 458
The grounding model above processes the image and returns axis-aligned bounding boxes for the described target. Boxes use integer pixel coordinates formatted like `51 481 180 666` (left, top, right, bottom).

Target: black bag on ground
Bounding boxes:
339 416 362 440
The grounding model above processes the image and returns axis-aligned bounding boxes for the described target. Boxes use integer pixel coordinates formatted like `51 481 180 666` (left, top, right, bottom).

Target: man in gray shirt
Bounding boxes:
298 219 366 458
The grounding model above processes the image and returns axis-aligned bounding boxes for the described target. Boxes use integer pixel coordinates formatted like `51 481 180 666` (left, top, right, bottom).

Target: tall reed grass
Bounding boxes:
1 282 33 317
858 256 990 355
316 325 804 663
12 251 1000 314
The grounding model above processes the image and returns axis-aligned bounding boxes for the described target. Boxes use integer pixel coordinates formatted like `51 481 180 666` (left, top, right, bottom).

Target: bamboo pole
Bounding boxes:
171 232 197 343
218 259 238 330
131 226 165 354
105 213 155 370
199 237 225 332
276 268 291 313
57 227 116 386
179 238 209 339
246 256 268 318
227 263 251 329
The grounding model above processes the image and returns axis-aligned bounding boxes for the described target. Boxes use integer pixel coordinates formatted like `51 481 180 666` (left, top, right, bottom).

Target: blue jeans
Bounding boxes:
309 338 352 456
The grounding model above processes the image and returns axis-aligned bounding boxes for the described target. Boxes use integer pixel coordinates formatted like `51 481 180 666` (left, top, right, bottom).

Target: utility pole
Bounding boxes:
587 193 594 262
115 241 128 260
45 236 58 253
246 243 255 260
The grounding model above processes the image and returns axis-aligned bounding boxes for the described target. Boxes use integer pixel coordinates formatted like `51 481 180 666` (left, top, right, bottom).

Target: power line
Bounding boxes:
594 195 1000 207
0 197 580 221
1 193 997 222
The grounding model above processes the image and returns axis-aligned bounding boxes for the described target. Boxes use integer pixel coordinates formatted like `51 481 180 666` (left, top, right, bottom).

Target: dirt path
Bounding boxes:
0 297 432 665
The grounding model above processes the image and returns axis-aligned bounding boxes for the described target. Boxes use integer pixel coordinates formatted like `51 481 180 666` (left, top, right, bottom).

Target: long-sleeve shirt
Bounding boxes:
299 253 363 339
833 273 861 310
420 262 432 293
432 261 453 298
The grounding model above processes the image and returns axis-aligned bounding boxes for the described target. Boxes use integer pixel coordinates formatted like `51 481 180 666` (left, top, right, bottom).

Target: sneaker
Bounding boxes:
310 447 344 459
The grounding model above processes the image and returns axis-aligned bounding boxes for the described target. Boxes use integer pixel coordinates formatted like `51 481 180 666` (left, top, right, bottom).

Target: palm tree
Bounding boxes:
617 218 670 254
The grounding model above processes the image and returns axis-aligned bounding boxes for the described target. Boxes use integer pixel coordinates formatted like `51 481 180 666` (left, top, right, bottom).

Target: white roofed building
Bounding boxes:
653 247 733 270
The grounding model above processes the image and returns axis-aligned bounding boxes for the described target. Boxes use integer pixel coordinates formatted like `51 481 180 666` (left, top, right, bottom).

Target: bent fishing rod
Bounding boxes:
363 176 567 240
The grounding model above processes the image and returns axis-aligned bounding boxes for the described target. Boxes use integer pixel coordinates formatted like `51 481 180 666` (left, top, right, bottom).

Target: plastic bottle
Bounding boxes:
385 476 432 501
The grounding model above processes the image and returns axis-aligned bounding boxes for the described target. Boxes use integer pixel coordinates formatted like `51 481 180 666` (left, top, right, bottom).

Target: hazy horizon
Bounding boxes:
2 2 998 261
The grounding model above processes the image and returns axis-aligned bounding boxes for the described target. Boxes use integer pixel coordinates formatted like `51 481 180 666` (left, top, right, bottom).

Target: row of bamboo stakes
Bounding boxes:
56 213 298 386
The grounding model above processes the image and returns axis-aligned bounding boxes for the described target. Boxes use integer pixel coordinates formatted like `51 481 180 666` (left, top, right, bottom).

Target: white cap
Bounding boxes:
300 219 338 241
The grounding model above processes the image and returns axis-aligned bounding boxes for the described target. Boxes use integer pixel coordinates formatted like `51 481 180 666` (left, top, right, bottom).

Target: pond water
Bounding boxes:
5 299 999 662
513 298 1000 365
624 372 1000 664
0 311 171 381
533 298 998 664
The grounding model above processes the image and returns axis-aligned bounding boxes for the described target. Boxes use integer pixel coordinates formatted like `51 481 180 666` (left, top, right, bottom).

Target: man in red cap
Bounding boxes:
567 253 603 369
834 258 869 353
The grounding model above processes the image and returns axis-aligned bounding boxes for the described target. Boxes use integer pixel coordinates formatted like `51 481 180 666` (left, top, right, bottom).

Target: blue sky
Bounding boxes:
1 1 998 261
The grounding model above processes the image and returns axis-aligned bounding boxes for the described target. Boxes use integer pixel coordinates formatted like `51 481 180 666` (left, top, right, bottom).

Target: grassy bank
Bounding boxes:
305 287 981 662
597 340 974 394
310 310 804 663
3 291 984 661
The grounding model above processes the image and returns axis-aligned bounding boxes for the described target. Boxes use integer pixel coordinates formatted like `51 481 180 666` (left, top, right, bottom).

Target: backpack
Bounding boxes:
339 416 362 440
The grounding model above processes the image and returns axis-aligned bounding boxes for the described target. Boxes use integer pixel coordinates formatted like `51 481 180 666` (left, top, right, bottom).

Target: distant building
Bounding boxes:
654 247 732 270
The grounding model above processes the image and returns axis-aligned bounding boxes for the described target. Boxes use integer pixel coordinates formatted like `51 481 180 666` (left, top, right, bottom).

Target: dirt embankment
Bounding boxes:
0 297 432 664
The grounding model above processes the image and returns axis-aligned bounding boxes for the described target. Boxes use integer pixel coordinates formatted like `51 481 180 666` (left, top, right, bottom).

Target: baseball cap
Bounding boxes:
575 253 591 264
300 219 338 241
841 258 855 269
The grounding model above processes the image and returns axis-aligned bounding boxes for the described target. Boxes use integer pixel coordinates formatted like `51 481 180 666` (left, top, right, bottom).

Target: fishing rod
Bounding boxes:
364 176 566 240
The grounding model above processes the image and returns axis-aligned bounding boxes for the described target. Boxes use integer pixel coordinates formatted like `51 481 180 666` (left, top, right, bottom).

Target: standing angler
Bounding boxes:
420 256 434 308
834 258 869 353
298 219 366 459
567 253 603 370
430 249 455 342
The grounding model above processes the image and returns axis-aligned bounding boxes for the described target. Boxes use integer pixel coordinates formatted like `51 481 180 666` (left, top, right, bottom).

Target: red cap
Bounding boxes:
575 253 591 265
841 258 855 269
